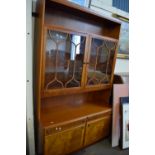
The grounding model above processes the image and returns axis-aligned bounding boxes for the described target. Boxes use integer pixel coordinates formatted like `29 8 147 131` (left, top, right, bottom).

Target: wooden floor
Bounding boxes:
72 138 129 155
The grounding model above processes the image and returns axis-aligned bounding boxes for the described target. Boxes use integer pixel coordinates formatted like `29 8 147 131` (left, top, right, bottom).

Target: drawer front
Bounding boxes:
84 115 111 146
44 124 85 155
45 118 86 136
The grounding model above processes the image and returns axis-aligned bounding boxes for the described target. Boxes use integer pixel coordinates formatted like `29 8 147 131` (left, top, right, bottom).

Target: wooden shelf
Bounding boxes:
47 0 121 24
40 101 112 127
41 84 112 98
45 0 121 39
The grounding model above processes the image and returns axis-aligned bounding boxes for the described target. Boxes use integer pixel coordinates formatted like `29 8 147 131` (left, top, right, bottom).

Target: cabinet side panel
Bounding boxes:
33 0 45 154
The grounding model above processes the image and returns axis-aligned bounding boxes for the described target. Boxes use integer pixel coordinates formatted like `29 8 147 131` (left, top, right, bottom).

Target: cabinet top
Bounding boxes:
40 100 112 127
47 0 121 25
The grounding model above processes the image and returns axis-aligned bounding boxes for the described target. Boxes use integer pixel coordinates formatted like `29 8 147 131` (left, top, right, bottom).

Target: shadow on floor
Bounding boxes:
72 138 129 155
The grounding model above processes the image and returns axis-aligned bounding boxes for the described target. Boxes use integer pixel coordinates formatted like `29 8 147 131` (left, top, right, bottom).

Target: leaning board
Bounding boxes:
112 84 129 147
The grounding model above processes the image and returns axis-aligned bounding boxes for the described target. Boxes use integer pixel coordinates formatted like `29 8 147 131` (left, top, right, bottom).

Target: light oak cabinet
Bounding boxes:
34 0 121 154
44 115 111 155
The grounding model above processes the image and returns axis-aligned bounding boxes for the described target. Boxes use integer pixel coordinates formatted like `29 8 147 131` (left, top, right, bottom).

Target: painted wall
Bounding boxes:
115 59 129 73
26 0 35 155
91 0 112 7
91 0 129 18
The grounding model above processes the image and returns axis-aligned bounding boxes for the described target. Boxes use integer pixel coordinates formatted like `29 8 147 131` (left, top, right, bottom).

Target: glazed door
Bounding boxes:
44 124 85 155
86 36 118 87
43 28 87 91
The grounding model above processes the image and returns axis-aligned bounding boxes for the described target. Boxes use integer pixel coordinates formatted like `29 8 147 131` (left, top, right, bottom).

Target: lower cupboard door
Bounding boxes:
84 116 111 146
44 125 85 155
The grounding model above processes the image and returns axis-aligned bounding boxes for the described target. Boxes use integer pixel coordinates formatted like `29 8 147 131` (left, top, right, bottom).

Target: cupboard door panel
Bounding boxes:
44 125 85 155
44 29 86 90
84 116 111 146
87 37 117 86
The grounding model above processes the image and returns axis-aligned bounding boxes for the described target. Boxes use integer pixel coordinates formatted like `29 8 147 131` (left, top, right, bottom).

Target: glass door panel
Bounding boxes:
44 29 86 90
87 37 117 86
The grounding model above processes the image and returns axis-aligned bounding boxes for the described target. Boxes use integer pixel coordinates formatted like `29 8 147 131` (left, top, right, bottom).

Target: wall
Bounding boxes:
115 59 129 73
26 0 36 155
90 0 129 74
90 0 129 18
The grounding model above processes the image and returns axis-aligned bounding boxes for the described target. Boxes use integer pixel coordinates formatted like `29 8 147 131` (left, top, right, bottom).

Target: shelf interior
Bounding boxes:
45 0 121 39
40 90 112 126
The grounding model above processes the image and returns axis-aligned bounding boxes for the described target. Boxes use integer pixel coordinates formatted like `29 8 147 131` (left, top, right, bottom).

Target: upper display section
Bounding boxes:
47 0 121 24
45 0 121 39
36 0 121 97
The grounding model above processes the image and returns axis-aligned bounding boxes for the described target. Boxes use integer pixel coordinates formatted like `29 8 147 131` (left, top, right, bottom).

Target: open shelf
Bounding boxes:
41 84 112 98
47 0 121 25
45 0 121 39
40 101 112 127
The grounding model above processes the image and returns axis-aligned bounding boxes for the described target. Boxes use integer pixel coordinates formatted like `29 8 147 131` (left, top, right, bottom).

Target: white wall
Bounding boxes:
91 0 129 18
26 0 36 155
91 0 112 6
115 59 129 73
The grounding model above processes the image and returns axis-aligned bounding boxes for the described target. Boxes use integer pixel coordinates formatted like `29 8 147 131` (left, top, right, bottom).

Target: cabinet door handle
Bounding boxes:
59 127 62 131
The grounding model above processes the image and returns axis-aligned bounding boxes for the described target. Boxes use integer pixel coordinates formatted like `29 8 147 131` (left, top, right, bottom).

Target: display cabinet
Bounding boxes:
34 0 121 155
